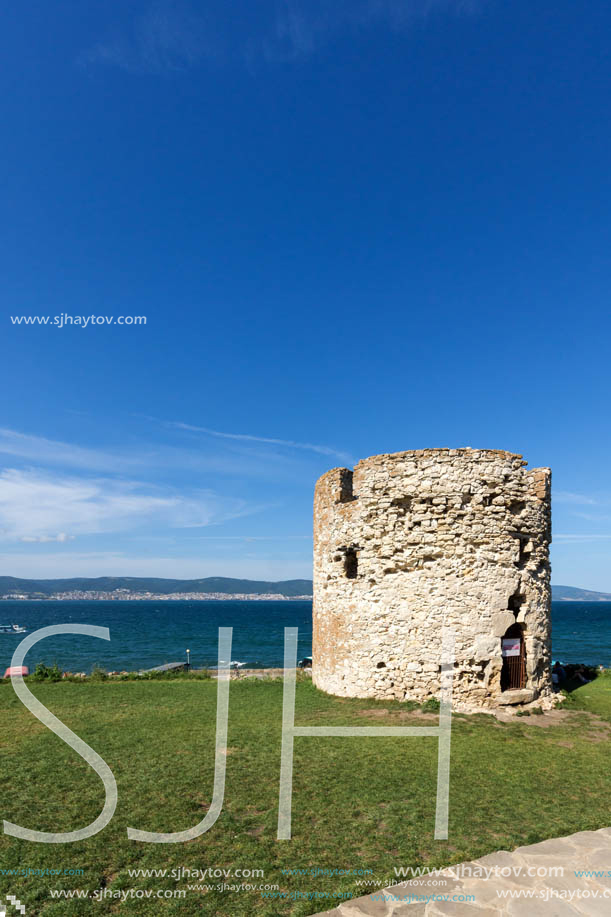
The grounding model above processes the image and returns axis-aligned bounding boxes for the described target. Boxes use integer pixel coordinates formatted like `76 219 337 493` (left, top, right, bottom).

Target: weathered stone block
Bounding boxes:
473 635 499 661
495 689 536 705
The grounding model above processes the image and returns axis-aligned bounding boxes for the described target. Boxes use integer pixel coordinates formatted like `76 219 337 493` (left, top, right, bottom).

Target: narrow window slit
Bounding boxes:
344 547 358 579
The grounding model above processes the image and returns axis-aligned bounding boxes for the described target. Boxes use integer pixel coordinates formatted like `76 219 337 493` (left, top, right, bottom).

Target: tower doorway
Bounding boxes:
501 623 526 691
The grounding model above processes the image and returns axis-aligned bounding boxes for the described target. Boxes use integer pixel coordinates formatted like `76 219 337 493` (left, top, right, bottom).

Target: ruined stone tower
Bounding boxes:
312 449 552 710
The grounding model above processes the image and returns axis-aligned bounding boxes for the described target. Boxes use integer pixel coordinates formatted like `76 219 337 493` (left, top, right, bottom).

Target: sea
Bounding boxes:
0 600 609 674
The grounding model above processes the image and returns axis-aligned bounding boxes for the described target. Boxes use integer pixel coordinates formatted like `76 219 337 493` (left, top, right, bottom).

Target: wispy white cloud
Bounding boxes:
0 468 251 541
79 0 484 72
0 551 312 580
0 427 132 473
0 425 316 482
79 0 221 73
20 533 75 544
262 0 483 62
170 421 354 463
554 534 611 543
195 534 312 539
553 491 598 505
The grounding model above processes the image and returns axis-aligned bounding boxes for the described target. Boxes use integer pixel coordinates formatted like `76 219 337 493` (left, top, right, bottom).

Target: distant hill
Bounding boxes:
0 576 314 597
552 585 611 602
1 577 608 601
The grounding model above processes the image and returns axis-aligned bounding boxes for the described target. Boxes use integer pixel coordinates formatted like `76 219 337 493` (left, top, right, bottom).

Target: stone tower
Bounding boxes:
312 449 552 710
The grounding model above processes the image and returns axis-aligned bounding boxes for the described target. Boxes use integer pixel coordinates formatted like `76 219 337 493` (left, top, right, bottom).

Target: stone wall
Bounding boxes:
312 449 552 710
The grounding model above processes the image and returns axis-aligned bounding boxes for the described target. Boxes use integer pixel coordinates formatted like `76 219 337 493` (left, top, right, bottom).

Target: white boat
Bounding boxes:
0 624 27 634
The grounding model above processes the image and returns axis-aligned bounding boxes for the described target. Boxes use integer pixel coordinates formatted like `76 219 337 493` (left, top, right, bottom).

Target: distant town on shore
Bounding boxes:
0 576 610 602
0 576 313 601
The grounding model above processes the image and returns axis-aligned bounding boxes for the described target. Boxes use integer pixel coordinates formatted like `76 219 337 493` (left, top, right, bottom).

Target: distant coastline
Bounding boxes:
1 576 610 603
0 575 314 601
552 585 611 602
0 590 311 602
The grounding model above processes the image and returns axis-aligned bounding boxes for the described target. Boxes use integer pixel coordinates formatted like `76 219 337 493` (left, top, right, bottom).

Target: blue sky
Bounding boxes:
1 1 611 588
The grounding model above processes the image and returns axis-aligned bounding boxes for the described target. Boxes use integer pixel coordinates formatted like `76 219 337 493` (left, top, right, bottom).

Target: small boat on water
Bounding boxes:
0 623 27 634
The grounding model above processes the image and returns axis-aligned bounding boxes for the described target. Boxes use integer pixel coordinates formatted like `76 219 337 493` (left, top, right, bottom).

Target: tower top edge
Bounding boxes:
315 448 531 479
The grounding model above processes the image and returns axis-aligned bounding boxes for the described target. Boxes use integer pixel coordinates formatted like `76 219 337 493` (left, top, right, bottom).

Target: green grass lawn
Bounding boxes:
570 669 611 720
1 673 610 916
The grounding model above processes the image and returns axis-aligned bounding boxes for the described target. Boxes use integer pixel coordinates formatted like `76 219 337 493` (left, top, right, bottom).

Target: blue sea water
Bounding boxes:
0 600 313 673
0 600 609 673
